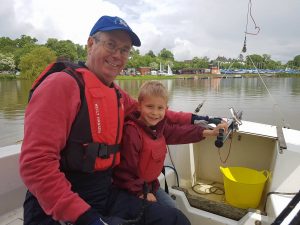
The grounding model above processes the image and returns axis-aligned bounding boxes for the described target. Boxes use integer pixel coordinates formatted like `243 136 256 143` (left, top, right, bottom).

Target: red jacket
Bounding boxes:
19 71 192 223
113 111 206 196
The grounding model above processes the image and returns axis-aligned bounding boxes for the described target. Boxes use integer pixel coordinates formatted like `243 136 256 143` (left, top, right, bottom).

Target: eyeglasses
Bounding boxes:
93 37 131 58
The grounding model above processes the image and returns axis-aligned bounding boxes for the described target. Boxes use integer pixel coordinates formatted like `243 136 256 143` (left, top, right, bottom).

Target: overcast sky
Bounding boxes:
1 0 299 63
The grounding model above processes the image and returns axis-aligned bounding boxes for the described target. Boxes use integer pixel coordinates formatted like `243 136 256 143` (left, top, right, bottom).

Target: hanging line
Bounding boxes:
220 0 290 128
247 56 290 128
242 0 260 53
241 0 290 128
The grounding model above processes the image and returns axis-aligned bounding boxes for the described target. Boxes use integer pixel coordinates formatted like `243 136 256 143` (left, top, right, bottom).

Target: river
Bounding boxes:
1 77 300 148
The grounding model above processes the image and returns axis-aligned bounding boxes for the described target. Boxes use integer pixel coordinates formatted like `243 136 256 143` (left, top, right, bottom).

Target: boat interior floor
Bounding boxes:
173 179 265 221
0 207 23 225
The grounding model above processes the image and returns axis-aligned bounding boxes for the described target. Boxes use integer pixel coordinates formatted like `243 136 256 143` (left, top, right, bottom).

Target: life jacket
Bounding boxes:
29 61 124 173
125 120 167 182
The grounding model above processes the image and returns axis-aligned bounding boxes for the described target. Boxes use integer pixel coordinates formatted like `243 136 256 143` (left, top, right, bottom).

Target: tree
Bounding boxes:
0 53 16 72
46 38 78 62
145 50 156 58
293 55 300 68
19 46 56 79
15 35 38 48
75 44 87 61
246 54 264 68
14 44 37 69
158 48 174 61
0 37 16 54
149 62 158 70
127 48 142 68
262 54 271 62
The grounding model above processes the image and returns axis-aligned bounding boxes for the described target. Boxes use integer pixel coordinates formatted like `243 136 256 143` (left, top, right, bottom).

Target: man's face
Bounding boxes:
86 30 132 85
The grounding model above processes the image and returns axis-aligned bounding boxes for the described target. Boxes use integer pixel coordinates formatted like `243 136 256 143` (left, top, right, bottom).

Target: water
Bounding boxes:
1 77 300 148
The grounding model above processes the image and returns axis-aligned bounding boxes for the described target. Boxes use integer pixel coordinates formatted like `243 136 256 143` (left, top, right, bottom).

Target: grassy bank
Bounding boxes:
0 74 18 79
117 73 300 80
1 73 300 80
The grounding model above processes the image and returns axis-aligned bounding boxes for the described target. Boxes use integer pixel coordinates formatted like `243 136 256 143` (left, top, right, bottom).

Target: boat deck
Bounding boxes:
0 208 23 225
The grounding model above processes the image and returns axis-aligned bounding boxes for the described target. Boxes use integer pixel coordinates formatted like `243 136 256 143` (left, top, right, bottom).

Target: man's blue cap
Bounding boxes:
90 15 141 47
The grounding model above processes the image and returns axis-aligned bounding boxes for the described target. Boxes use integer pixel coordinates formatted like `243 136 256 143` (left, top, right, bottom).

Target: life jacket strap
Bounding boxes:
85 143 120 159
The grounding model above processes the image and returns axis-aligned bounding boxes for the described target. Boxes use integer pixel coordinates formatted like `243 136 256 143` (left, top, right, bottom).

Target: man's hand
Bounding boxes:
203 121 229 137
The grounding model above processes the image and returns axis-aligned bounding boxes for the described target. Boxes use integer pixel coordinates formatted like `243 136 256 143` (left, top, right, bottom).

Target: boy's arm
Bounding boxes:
164 120 228 145
163 122 206 145
117 85 223 125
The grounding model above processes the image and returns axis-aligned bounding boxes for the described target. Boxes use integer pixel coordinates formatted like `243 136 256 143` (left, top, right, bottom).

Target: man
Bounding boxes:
20 15 198 225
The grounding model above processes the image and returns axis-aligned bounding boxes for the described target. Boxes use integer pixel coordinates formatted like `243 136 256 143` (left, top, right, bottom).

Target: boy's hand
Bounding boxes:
208 117 223 125
139 193 157 202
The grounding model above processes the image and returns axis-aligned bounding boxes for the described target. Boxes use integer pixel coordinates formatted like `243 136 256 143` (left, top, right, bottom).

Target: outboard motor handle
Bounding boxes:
215 108 242 148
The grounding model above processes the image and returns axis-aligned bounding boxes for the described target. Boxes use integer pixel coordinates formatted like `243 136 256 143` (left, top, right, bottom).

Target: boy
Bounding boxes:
113 81 228 207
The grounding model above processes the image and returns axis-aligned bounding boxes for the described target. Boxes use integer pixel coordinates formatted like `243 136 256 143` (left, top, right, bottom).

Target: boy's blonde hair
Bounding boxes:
138 81 168 103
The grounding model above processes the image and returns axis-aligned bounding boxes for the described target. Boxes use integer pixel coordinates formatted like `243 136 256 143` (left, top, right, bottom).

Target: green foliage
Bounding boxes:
46 38 78 61
127 48 142 68
191 57 209 69
0 53 16 72
149 62 159 70
293 55 300 67
0 34 299 78
145 50 156 58
15 35 38 48
0 37 16 54
246 54 264 68
76 44 87 61
158 48 174 61
14 44 37 69
19 46 56 79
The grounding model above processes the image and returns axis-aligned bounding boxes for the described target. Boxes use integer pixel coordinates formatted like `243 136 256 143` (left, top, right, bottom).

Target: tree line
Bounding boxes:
0 35 299 79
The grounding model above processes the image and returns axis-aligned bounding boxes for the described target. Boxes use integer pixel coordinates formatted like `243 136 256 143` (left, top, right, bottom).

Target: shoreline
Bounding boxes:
0 73 300 80
116 73 300 80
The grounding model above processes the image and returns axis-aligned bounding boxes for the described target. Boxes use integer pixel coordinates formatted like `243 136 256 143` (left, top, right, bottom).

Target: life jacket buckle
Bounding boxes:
98 144 110 159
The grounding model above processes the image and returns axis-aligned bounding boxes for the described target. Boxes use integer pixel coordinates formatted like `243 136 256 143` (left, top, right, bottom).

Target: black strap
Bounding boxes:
271 190 300 225
28 61 85 103
85 143 120 159
161 167 169 194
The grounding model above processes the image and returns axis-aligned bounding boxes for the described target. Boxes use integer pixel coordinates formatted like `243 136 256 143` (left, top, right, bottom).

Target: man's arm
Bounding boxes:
19 73 90 223
117 86 192 124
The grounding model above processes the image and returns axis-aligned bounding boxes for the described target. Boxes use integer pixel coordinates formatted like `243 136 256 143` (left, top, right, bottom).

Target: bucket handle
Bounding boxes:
261 170 270 180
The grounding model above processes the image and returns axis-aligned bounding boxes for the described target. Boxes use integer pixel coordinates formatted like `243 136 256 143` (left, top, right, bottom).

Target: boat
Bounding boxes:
1 109 300 225
158 62 173 76
166 64 173 76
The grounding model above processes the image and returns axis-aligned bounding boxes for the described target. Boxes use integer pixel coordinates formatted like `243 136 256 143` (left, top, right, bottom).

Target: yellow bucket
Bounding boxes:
220 166 269 209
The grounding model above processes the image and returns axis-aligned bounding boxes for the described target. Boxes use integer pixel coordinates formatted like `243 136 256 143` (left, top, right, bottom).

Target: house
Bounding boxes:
137 67 151 75
210 66 221 74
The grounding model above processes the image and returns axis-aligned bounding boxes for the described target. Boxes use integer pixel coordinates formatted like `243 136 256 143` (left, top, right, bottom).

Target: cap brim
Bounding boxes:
100 26 141 47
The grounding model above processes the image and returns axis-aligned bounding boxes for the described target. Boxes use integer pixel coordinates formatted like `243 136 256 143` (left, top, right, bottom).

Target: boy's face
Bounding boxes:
138 95 167 127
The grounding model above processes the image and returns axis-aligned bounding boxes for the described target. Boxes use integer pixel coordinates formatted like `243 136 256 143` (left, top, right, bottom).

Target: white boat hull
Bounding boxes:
1 120 299 225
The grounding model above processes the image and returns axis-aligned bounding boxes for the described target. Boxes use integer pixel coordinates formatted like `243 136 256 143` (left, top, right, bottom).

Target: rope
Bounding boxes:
222 0 290 128
218 132 233 164
244 0 260 36
247 56 290 128
192 181 224 195
242 0 260 53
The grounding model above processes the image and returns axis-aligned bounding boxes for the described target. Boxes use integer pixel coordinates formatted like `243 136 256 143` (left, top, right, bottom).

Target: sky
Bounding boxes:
1 0 299 63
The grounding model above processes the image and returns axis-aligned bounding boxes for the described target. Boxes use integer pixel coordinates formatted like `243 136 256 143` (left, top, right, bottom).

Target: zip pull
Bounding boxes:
115 88 122 107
